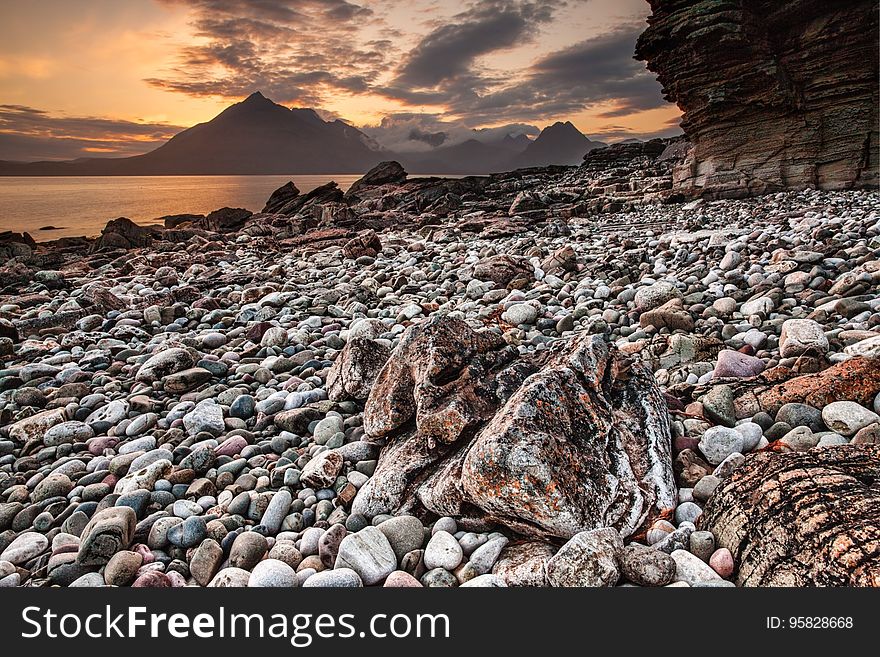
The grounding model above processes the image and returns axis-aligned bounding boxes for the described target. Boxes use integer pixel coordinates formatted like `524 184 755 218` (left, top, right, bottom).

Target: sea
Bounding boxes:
0 174 465 243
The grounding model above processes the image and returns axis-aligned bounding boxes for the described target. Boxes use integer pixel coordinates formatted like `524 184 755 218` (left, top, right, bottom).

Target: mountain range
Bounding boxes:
0 92 606 176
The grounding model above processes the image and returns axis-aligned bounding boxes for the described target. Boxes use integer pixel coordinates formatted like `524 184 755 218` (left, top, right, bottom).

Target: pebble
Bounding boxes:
620 544 676 587
302 568 364 588
424 530 464 571
334 527 397 585
698 426 744 465
821 401 880 437
670 549 723 585
248 559 298 587
546 528 623 587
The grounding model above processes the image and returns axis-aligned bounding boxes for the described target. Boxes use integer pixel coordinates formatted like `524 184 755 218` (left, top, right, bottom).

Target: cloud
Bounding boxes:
404 23 670 126
147 0 387 106
0 105 183 161
363 112 539 153
589 120 683 143
391 1 555 89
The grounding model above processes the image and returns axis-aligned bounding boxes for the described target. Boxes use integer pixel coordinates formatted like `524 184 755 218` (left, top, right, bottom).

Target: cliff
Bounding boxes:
635 0 879 197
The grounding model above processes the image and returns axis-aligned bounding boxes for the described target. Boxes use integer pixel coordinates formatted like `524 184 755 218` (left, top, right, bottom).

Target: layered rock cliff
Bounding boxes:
636 0 879 197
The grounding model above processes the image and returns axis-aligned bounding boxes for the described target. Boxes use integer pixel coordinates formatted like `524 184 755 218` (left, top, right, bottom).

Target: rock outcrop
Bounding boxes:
636 0 879 197
352 315 677 540
701 446 880 586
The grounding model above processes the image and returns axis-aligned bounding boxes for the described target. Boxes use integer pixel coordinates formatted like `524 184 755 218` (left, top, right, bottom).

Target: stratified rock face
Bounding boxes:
353 315 676 540
636 0 879 197
701 446 880 586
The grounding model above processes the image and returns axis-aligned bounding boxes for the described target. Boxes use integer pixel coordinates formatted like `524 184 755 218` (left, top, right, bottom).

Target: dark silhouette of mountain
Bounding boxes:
0 95 605 176
0 92 390 175
401 134 530 174
508 121 605 169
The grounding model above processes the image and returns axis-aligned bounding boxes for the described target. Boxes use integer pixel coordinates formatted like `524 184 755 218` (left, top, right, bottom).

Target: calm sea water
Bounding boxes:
0 175 461 242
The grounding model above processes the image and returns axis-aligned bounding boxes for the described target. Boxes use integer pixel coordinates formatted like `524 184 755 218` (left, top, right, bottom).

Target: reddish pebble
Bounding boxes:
166 571 188 587
215 435 248 457
709 548 734 578
383 571 423 587
132 543 154 563
87 436 117 454
132 571 171 588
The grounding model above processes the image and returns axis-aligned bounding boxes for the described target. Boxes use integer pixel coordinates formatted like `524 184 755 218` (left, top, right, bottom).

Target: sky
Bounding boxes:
0 0 682 161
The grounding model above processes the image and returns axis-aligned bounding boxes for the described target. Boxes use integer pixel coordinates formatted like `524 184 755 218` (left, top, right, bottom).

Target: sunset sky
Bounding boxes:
0 0 682 161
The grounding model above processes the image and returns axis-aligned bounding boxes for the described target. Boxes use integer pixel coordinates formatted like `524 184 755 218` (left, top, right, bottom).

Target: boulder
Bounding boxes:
342 230 382 260
263 182 300 214
201 207 252 233
327 337 391 401
472 254 535 289
353 315 676 540
701 446 880 586
346 161 407 198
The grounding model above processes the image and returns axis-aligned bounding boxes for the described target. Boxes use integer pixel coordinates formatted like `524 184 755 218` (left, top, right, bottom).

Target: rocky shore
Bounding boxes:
1 144 879 588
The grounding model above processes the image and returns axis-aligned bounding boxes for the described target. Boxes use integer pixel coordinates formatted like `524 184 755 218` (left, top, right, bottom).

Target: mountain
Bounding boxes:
0 92 390 175
0 95 606 176
401 134 530 174
508 121 605 169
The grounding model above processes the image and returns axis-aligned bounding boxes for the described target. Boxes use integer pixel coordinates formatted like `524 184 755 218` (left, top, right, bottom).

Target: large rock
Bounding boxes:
263 181 300 214
201 207 252 232
77 507 137 566
546 528 623 587
346 161 407 198
353 315 676 540
342 230 382 260
135 347 195 383
635 0 879 197
326 337 391 401
701 446 880 586
681 357 880 420
472 254 535 290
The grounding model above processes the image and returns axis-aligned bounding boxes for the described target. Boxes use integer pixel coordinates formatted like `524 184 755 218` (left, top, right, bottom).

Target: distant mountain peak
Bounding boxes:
539 121 583 138
508 120 605 169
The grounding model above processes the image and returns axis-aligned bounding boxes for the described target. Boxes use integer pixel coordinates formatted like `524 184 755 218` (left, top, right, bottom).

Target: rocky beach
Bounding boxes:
1 136 879 588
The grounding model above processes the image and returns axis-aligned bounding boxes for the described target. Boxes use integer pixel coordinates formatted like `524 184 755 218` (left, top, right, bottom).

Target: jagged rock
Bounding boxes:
93 217 157 251
701 446 880 586
326 337 392 402
509 191 546 215
352 315 676 540
263 182 300 214
472 254 535 289
540 246 577 274
636 0 879 197
676 357 880 421
161 213 205 229
275 181 344 216
342 230 382 260
346 161 407 198
202 207 252 232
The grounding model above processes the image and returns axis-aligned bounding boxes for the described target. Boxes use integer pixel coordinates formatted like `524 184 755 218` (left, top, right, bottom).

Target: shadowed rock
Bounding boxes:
346 161 407 198
636 0 879 197
263 182 300 214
